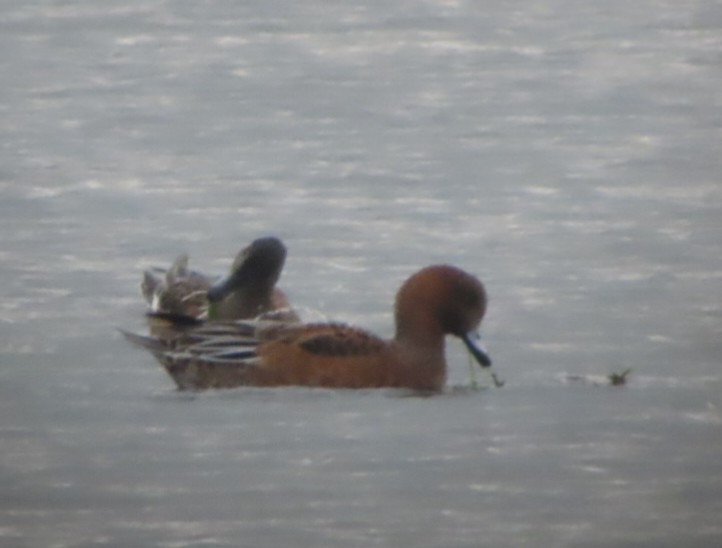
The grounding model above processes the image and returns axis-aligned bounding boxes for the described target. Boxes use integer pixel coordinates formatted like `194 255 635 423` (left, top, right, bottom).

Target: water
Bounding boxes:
2 1 721 546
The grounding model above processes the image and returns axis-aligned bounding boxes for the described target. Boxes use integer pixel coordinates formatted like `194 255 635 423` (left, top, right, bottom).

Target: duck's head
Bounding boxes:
207 237 287 304
395 264 492 367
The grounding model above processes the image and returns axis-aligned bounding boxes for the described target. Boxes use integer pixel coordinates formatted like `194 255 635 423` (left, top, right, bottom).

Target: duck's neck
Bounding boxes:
217 281 275 319
394 313 448 390
395 340 447 391
395 308 445 347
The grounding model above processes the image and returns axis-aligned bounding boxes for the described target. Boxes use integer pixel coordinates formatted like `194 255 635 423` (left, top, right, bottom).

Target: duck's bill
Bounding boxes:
207 275 233 303
461 332 504 387
461 332 492 367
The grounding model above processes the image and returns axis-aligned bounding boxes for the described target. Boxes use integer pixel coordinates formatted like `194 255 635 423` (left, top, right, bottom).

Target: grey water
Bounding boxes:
2 1 721 546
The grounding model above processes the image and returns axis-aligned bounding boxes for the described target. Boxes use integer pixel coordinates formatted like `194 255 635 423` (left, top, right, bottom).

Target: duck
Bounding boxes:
141 254 211 319
140 237 298 323
123 264 498 391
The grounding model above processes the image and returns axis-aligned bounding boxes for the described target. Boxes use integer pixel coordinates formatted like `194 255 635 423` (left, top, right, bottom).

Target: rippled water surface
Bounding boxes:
2 1 721 546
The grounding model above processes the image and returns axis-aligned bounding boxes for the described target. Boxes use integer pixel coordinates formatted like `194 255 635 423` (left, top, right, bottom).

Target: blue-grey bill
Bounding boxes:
461 332 492 368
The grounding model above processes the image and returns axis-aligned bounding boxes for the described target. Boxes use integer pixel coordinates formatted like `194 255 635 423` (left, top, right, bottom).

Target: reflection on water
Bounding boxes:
1 0 722 546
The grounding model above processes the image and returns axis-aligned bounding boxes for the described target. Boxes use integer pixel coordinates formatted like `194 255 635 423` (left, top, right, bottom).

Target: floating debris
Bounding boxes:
608 368 632 386
564 368 632 387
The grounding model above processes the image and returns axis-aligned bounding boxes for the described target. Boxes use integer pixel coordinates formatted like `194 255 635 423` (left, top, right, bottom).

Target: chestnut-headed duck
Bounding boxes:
123 264 498 391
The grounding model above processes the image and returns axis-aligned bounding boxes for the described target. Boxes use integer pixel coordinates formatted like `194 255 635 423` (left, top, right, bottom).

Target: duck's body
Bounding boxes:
140 237 297 322
124 265 494 391
141 255 214 319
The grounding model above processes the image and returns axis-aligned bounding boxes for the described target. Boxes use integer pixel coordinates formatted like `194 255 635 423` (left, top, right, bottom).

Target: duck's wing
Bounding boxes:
291 324 386 357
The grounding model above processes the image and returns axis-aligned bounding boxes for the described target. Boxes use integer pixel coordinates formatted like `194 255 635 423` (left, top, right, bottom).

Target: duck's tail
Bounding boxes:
118 329 167 354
